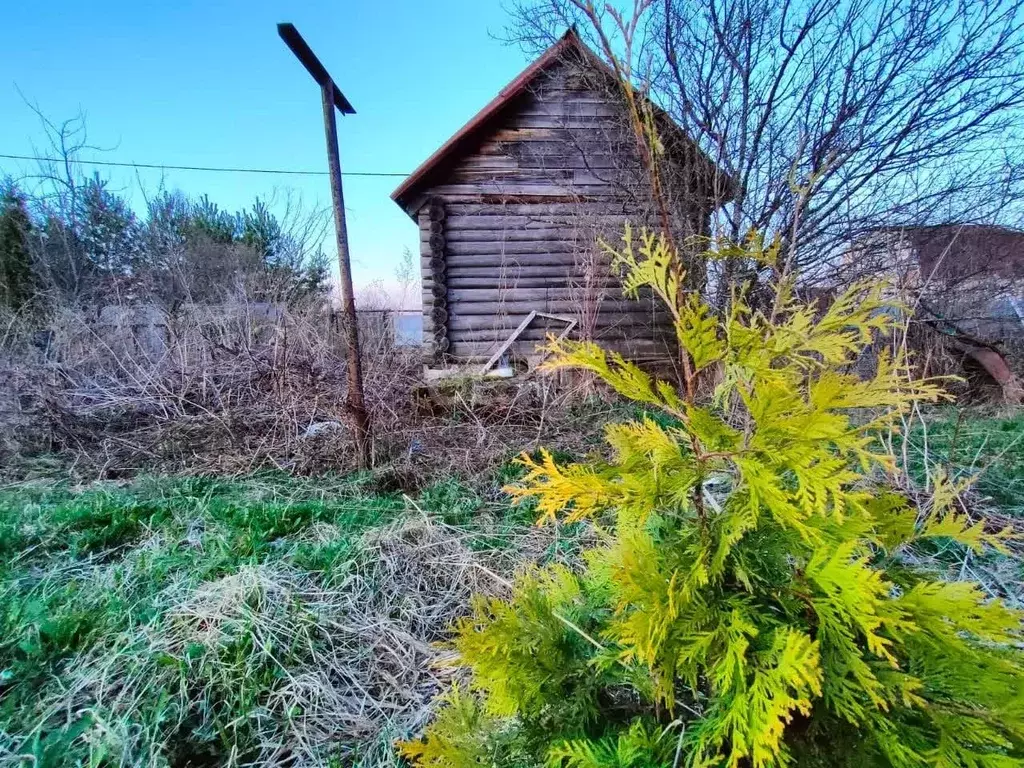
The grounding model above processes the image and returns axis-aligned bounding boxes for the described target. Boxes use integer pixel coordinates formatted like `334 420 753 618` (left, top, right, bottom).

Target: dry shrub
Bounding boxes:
2 293 422 477
1 287 627 484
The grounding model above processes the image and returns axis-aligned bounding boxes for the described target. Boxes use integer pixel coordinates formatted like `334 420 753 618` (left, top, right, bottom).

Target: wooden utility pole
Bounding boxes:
278 22 371 468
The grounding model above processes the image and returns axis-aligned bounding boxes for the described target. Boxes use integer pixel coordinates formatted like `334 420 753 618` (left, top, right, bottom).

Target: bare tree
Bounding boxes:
507 0 1024 283
394 246 418 311
15 108 103 300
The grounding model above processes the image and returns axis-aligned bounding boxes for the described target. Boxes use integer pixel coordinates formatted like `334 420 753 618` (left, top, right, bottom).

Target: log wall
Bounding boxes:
416 59 703 364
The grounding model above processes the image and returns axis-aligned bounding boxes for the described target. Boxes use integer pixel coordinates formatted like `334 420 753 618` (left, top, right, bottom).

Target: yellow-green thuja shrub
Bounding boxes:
400 227 1024 768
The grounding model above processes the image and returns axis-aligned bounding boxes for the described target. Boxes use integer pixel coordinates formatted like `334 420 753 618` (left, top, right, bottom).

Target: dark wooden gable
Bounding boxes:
429 58 641 202
393 28 730 217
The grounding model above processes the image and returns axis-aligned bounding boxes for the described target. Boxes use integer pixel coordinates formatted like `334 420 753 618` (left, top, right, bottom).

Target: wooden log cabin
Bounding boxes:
391 28 733 369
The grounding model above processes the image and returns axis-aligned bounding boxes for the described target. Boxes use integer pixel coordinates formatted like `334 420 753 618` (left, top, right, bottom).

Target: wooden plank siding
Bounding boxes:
412 58 701 364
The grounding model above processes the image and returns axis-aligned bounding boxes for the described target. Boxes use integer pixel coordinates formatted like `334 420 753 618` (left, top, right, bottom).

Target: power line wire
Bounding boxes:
5 143 1019 180
0 152 408 178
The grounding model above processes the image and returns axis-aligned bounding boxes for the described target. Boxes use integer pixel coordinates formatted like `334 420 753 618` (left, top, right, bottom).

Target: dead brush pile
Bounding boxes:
380 372 627 489
2 297 422 477
2 297 629 485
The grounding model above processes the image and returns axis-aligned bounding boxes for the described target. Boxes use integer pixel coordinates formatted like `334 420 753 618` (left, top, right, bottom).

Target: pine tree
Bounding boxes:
0 187 36 310
78 175 143 277
400 227 1024 768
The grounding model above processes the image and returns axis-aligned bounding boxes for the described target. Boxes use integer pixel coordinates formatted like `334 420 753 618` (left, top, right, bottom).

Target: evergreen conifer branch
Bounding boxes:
399 229 1024 768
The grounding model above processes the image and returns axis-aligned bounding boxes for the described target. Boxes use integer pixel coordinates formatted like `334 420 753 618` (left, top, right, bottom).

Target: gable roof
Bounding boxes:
391 28 733 217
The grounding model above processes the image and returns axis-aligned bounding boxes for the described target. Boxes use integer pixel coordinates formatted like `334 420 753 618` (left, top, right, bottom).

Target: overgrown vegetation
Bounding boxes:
903 408 1024 517
0 129 626 480
0 471 581 766
0 109 388 478
402 230 1024 767
2 48 1023 768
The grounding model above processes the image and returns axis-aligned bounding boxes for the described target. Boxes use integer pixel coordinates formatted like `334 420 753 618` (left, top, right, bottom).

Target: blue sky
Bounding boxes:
0 0 534 297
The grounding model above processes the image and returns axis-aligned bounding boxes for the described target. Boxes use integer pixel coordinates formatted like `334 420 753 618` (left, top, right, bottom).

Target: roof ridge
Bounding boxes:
390 27 734 216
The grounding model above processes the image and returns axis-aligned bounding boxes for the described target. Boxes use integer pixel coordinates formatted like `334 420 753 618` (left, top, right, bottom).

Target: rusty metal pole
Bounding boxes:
278 22 371 468
320 81 371 468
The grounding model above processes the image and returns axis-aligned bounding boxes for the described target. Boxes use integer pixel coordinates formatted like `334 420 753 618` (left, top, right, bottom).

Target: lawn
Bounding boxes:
1 405 1021 767
902 407 1024 516
0 471 563 767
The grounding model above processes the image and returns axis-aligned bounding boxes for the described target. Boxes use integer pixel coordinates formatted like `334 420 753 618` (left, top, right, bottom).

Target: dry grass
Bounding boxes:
0 474 586 767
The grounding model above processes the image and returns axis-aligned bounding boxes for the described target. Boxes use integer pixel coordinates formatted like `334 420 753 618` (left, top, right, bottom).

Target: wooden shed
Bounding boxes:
392 29 732 369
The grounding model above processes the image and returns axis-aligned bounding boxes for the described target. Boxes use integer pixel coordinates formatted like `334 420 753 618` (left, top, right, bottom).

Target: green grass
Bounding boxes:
0 470 575 767
2 404 1019 765
0 473 409 766
903 408 1024 515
